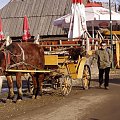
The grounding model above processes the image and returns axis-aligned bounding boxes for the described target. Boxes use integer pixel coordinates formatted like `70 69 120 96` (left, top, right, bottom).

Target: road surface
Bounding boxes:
0 68 120 120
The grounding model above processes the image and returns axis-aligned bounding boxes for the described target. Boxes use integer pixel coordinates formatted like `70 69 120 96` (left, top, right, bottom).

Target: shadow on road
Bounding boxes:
110 78 120 85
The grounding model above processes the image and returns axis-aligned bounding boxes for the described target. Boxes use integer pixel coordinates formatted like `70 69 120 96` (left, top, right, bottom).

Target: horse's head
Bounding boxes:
68 47 86 60
0 51 6 75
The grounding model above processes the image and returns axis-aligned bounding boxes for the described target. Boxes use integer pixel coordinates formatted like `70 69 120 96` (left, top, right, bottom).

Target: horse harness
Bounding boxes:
0 43 39 72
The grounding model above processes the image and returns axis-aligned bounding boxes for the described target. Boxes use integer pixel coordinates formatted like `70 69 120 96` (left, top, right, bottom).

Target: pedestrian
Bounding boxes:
95 41 112 89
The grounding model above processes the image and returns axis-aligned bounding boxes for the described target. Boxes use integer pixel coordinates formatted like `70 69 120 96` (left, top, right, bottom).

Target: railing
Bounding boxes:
32 30 120 53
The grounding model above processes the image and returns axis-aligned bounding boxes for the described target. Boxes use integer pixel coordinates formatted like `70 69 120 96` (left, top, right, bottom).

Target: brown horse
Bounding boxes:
0 42 44 101
68 47 86 60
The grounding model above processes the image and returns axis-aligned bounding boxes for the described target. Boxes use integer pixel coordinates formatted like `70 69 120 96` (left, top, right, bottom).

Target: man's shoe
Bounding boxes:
105 86 109 90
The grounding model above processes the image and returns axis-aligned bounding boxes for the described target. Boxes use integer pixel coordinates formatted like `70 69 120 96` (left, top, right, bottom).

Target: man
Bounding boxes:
95 41 112 89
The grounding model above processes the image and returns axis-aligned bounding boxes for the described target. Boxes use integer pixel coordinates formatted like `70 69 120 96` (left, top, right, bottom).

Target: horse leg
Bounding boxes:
31 74 38 99
6 75 15 100
32 73 44 99
38 73 44 96
16 73 22 100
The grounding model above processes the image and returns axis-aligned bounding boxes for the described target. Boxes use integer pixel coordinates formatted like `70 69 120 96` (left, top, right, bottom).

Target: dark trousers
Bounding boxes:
99 67 110 87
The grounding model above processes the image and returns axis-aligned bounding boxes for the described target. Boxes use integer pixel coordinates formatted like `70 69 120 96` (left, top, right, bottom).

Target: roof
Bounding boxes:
0 0 88 38
85 2 102 7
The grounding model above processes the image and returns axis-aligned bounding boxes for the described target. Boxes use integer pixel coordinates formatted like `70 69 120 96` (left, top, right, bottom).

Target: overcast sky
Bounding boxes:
93 0 107 1
0 0 10 9
93 0 119 3
0 0 118 10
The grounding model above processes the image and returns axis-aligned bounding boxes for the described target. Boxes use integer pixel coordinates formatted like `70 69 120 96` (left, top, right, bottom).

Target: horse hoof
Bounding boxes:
32 95 41 99
6 98 13 103
35 96 41 99
39 93 42 96
16 99 22 102
32 95 35 99
17 96 23 101
7 95 15 100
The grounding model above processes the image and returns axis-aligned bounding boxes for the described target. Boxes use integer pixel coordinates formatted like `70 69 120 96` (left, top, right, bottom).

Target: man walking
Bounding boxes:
95 41 112 89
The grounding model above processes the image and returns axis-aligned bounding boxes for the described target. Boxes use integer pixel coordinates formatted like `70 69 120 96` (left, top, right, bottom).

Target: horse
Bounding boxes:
0 42 45 101
68 47 86 60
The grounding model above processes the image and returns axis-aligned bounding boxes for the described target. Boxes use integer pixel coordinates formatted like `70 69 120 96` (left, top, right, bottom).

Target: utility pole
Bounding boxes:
109 0 114 68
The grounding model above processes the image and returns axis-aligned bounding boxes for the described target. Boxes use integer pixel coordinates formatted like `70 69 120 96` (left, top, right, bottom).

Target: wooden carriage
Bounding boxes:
3 30 120 97
0 38 92 96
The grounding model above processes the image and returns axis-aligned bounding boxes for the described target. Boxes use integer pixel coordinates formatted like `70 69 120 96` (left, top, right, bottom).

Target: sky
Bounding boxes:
93 0 119 4
0 0 10 9
93 0 108 1
0 0 119 9
93 0 115 1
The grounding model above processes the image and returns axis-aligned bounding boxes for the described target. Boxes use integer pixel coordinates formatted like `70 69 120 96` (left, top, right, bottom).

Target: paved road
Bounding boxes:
81 68 120 120
7 79 119 120
0 68 120 120
81 83 120 120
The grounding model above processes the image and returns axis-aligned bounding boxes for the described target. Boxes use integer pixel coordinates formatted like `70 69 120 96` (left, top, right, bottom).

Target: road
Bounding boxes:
82 83 120 120
0 69 120 120
14 81 120 120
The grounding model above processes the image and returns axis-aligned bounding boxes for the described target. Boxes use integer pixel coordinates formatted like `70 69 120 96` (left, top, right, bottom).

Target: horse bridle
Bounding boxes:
0 67 3 73
0 43 25 71
0 49 10 74
1 43 40 71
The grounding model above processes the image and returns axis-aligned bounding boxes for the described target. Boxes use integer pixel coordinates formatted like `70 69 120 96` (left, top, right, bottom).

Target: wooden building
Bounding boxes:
0 0 88 40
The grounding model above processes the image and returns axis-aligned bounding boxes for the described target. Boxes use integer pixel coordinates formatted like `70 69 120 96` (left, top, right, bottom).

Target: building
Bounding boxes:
0 0 88 40
102 1 117 12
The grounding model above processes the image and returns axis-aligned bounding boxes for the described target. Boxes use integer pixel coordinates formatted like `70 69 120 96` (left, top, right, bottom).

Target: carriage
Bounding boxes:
0 38 92 101
1 31 120 101
39 38 92 95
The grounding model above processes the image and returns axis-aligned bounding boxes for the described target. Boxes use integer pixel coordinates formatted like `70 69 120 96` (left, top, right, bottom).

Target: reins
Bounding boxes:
3 43 40 71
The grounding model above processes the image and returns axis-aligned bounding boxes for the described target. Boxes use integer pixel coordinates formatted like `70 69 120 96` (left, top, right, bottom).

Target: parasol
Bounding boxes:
68 0 87 38
22 15 31 41
0 17 4 40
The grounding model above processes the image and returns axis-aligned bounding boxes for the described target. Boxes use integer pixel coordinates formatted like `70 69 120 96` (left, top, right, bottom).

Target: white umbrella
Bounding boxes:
54 0 90 50
86 6 120 38
53 5 120 29
85 6 120 25
53 14 71 28
68 0 87 38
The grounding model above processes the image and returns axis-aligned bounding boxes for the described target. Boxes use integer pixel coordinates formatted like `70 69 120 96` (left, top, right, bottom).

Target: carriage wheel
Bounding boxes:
59 75 72 96
82 65 91 90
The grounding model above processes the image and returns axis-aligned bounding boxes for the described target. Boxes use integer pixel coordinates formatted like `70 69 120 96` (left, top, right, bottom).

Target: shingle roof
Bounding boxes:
0 0 88 37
